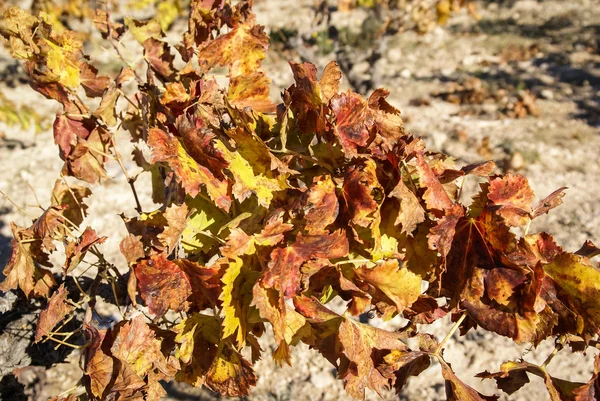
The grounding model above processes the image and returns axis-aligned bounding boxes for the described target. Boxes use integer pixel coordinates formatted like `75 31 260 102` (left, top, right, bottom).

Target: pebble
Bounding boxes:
387 47 402 63
310 371 335 389
540 89 554 100
400 68 412 79
509 152 525 170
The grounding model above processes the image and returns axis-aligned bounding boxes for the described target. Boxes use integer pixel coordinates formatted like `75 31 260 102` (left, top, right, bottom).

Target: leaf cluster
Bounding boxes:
1 1 599 401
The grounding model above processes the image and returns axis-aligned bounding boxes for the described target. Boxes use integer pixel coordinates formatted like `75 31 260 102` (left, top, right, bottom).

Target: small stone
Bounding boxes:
400 68 412 79
310 371 334 389
387 47 402 63
540 89 554 100
509 152 525 170
353 61 370 75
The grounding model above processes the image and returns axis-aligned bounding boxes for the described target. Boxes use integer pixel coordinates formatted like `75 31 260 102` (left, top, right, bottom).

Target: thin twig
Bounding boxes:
434 311 467 356
107 134 143 213
0 190 38 218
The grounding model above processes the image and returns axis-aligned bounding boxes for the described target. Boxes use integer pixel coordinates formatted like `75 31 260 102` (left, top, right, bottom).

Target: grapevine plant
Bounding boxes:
1 1 599 400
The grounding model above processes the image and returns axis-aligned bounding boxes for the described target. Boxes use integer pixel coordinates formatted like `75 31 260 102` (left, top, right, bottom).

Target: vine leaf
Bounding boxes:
157 203 189 255
174 313 257 396
262 230 349 299
110 316 176 378
50 179 91 227
331 91 372 156
298 175 339 234
441 358 499 401
134 253 192 317
389 178 425 235
148 127 231 211
220 258 260 348
478 360 582 401
197 22 269 76
355 259 422 317
0 223 55 298
487 174 535 227
35 284 74 342
294 296 408 400
214 139 287 208
64 227 107 273
543 252 600 335
532 187 568 219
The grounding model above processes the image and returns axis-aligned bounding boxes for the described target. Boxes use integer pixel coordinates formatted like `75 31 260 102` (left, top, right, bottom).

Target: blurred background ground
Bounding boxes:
0 0 599 400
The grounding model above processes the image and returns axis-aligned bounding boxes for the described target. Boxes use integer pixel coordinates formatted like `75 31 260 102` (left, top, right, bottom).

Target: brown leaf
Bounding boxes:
388 177 425 234
532 187 567 219
576 240 600 259
197 23 269 76
262 230 349 298
442 358 498 401
148 127 231 211
93 82 119 126
415 152 453 213
378 349 431 394
331 91 373 156
343 159 382 227
487 174 535 226
35 284 74 342
176 258 223 310
478 360 582 401
319 61 343 101
0 223 55 298
64 227 107 273
543 252 600 335
110 316 175 378
228 72 275 113
79 62 110 98
31 204 67 252
120 234 145 265
157 203 189 254
300 175 339 234
134 253 193 317
50 179 91 227
355 259 422 315
143 38 176 81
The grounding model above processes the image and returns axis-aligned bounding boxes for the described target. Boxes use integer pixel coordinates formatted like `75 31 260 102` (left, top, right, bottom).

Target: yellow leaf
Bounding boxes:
215 140 286 208
181 196 228 254
220 258 245 347
45 39 81 88
206 343 257 396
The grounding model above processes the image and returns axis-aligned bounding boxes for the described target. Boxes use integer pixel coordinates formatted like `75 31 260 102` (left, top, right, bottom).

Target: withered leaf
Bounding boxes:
532 187 567 219
50 179 91 227
134 253 192 317
355 259 422 315
148 128 231 211
64 227 107 273
110 316 175 378
262 230 349 298
120 234 145 265
331 91 373 156
35 284 74 342
478 360 582 401
487 174 535 226
415 152 453 213
389 178 425 234
197 23 269 76
0 223 55 298
441 358 498 401
157 203 189 254
300 175 339 234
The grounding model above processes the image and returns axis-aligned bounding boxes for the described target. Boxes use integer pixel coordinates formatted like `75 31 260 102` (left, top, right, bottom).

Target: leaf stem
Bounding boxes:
434 311 467 356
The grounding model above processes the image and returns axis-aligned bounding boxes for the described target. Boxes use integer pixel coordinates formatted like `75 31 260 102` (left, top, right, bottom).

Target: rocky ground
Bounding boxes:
0 0 599 400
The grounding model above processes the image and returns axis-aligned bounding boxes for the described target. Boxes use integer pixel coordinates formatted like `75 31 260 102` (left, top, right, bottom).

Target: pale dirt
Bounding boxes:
1 0 599 400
